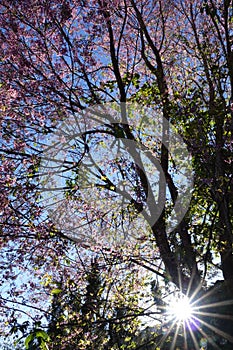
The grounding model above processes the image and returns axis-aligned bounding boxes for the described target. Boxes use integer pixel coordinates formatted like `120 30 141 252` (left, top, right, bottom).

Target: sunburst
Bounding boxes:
156 277 233 350
167 293 194 323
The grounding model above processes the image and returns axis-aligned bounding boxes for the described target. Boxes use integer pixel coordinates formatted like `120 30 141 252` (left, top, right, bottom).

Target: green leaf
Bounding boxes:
25 334 34 349
51 288 63 295
36 330 49 341
40 340 49 350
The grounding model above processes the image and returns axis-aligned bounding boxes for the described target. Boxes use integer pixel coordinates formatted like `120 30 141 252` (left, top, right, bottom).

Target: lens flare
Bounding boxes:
167 293 194 322
158 280 233 349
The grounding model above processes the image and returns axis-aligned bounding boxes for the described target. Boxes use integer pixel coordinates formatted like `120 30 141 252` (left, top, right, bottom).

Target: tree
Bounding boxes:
1 0 233 348
9 254 152 350
45 256 146 350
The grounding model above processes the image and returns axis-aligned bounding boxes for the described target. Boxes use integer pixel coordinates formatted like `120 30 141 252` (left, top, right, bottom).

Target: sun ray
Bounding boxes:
183 322 189 350
194 310 233 320
185 268 203 301
170 321 181 350
186 320 201 350
194 299 233 310
188 282 203 304
157 318 178 349
190 319 221 350
192 314 233 344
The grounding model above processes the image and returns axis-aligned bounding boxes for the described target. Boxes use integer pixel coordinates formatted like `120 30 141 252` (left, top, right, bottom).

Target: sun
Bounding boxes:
159 284 233 349
167 293 194 322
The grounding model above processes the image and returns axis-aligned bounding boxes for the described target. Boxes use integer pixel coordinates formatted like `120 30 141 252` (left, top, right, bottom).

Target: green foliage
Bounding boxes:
129 81 160 105
38 258 146 350
25 330 49 350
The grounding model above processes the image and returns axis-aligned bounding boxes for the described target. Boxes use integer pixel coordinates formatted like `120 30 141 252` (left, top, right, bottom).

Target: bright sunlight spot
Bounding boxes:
167 293 194 322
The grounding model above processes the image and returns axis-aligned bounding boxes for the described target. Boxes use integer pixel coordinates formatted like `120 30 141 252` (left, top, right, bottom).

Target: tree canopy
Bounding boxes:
0 0 233 349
